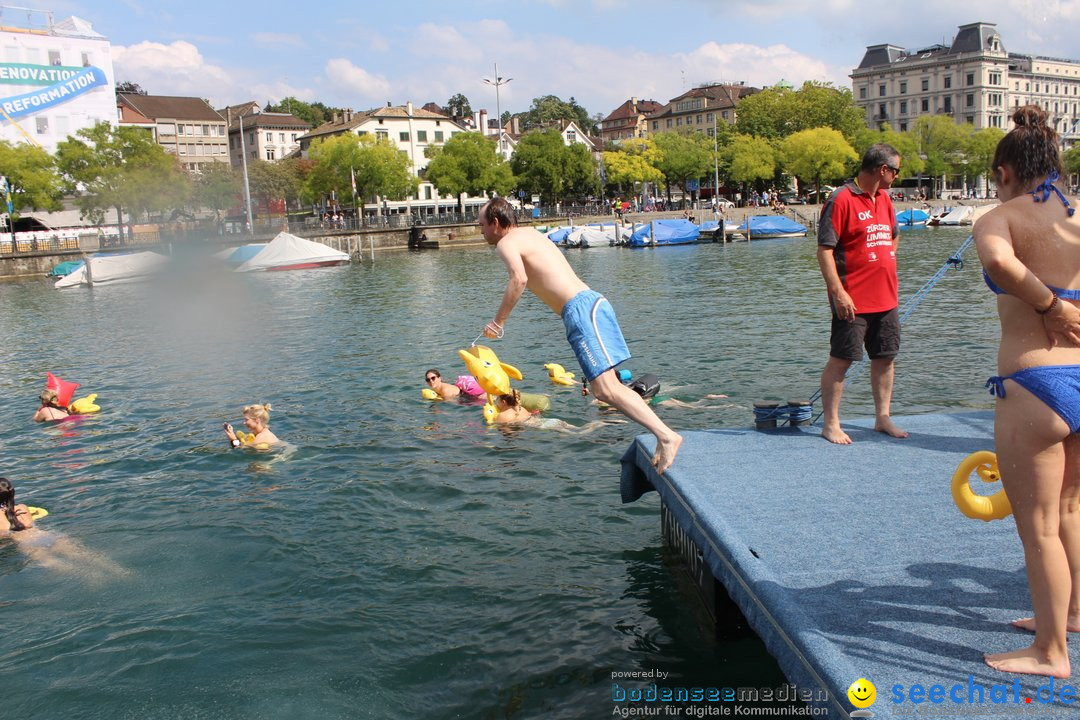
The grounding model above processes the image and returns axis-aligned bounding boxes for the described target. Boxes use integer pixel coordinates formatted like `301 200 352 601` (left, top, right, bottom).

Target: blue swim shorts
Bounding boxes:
561 289 631 381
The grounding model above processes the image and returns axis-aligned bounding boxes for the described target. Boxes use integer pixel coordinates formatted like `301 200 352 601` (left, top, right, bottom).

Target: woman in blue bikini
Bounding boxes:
976 104 1080 678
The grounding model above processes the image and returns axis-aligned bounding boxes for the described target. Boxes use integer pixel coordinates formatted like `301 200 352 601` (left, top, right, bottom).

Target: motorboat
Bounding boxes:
214 243 267 265
737 216 808 239
626 219 701 247
54 251 169 288
935 206 974 226
234 232 350 272
897 209 930 227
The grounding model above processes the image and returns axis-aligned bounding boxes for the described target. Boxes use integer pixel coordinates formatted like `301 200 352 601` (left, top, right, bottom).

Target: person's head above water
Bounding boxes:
424 369 443 385
496 389 522 409
0 477 27 531
242 403 272 429
993 105 1064 189
40 389 61 407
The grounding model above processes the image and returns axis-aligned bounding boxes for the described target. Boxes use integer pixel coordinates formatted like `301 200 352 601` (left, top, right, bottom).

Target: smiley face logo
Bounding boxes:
847 678 876 708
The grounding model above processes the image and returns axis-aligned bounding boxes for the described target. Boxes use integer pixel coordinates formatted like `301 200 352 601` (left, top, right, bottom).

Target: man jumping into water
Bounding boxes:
478 198 683 473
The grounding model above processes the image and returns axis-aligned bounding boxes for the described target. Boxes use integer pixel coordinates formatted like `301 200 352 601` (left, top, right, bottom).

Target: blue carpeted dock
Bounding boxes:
620 411 1080 719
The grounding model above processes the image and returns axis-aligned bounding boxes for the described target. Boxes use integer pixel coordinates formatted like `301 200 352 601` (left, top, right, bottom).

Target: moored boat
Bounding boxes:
234 232 349 272
626 219 700 247
54 251 169 288
737 216 808 239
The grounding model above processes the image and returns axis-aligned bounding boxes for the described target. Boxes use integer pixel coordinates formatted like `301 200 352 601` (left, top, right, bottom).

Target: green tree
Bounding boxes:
264 97 341 127
247 160 300 219
725 134 776 191
517 95 595 133
1065 146 1080 178
0 140 64 219
779 128 857 199
510 129 597 204
302 133 416 216
115 80 147 95
735 82 864 141
964 127 1006 184
55 121 186 231
192 161 241 222
651 131 713 202
602 149 663 191
911 115 972 198
445 93 473 119
851 126 926 179
424 132 514 212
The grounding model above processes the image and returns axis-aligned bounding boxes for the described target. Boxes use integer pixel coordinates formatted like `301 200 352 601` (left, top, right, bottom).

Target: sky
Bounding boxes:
48 0 1080 119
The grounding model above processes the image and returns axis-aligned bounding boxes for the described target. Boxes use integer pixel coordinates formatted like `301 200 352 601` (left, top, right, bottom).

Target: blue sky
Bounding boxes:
58 0 1080 118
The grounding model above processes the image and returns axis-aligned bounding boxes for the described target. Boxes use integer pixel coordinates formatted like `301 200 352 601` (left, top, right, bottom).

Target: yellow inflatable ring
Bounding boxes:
951 450 1012 521
543 363 576 386
28 506 48 520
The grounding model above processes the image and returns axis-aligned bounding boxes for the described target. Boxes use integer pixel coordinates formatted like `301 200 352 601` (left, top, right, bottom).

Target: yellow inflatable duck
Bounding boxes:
459 345 524 424
458 345 522 397
68 394 100 414
28 506 48 520
544 363 576 386
421 388 440 401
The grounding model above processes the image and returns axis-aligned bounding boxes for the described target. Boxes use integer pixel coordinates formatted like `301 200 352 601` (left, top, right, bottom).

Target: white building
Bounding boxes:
219 102 310 168
852 22 1079 149
298 102 471 215
0 11 116 152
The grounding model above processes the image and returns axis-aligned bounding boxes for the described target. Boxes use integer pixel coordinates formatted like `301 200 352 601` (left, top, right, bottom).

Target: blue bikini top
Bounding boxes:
983 171 1080 298
1030 170 1075 218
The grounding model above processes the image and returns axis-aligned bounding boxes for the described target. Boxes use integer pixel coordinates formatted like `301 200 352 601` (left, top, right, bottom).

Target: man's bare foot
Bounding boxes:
821 424 852 445
875 417 909 438
652 433 683 474
1011 616 1080 633
984 647 1071 678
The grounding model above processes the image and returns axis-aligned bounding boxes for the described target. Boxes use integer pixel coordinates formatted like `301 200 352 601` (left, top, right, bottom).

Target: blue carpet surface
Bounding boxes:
620 411 1080 719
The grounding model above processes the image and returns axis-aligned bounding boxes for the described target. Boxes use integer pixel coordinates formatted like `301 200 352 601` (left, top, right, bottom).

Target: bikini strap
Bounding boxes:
986 376 1007 399
1029 170 1076 217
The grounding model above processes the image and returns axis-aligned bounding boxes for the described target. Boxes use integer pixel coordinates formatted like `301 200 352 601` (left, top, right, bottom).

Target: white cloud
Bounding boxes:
325 58 391 104
251 32 306 49
113 40 315 108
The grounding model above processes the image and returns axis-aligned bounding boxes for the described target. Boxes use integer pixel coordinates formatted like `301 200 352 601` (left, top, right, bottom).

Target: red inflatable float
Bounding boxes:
46 372 80 407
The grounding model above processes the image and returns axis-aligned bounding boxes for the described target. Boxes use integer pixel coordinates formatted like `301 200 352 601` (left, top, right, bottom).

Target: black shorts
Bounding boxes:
830 307 900 361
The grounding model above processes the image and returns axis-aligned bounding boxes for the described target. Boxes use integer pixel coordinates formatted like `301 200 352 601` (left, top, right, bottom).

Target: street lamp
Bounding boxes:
483 62 512 154
238 114 255 234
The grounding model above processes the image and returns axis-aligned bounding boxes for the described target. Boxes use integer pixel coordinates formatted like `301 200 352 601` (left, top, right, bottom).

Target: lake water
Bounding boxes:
0 226 998 719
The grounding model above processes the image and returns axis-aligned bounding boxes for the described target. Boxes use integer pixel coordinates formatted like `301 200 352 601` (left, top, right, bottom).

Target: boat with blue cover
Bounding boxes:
897 208 930 226
737 216 808 239
627 219 700 247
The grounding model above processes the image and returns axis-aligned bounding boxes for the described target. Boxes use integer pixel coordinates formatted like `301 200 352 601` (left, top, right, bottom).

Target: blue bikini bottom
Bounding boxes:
986 365 1080 433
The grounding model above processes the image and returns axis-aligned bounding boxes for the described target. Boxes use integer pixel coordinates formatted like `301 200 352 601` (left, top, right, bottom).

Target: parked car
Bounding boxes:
780 193 806 205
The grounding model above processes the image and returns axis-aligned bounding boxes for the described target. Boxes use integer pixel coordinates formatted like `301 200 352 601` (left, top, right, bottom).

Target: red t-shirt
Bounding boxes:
818 182 899 313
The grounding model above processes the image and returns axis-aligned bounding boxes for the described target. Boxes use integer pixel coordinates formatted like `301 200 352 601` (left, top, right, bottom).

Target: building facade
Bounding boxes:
599 97 662 145
117 93 229 172
298 102 469 212
852 22 1079 148
646 83 759 138
0 12 115 153
219 102 310 168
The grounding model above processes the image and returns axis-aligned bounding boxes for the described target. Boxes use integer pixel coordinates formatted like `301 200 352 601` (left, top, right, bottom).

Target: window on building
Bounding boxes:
434 130 444 142
860 87 867 99
202 124 209 135
417 130 427 142
944 76 952 89
990 114 1003 128
878 103 886 118
965 115 974 125
35 116 48 134
291 133 297 142
48 50 61 66
278 132 285 142
966 72 975 86
900 81 907 94
1026 82 1030 91
666 119 672 128
900 100 908 114
989 71 1001 85
676 117 682 126
177 124 186 135
178 144 187 155
944 97 952 113
696 114 703 124
1035 83 1041 93
266 148 275 160
706 113 713 123
424 185 432 200
399 131 409 142
706 127 715 138
81 52 91 67
899 122 908 132
159 123 176 135
966 93 974 107
879 84 886 97
921 78 929 91
376 129 388 140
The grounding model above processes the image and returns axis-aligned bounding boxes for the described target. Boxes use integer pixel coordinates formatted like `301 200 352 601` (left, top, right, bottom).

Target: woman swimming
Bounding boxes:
494 390 622 434
224 403 280 448
0 478 35 533
33 389 69 423
974 104 1080 678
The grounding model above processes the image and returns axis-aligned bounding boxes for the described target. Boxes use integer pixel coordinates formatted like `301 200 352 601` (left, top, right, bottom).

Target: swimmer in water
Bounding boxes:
0 478 35 533
33 389 69 423
224 403 280 448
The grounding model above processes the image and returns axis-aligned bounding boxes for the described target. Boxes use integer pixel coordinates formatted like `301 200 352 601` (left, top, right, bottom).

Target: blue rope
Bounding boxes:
805 234 975 422
754 402 814 427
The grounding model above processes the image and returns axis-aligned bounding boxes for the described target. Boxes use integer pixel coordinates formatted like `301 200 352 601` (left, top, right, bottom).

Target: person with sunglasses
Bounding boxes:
424 369 461 400
817 143 906 444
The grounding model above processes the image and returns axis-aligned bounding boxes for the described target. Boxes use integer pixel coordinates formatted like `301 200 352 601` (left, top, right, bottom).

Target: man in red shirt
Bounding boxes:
817 143 907 444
